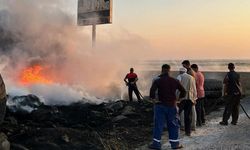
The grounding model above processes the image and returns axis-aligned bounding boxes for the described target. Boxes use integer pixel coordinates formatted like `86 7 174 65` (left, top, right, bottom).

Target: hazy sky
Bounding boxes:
1 0 250 59
113 0 250 59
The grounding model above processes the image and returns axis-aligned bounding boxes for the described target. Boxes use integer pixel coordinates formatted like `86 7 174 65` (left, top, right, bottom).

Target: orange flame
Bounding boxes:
20 65 53 85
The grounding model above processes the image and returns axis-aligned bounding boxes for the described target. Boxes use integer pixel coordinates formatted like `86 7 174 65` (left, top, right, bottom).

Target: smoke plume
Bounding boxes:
0 0 152 104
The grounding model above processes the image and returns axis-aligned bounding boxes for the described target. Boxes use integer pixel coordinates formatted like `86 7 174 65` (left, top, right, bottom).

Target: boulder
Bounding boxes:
0 133 10 150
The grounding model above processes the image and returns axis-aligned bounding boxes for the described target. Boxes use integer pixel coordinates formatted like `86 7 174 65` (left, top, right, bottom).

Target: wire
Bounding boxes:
240 103 250 119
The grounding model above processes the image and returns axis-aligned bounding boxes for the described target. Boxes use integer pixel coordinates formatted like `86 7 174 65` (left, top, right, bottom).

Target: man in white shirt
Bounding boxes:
177 68 197 136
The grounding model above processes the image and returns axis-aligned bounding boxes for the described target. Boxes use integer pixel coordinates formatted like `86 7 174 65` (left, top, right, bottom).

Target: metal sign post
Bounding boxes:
92 24 96 47
77 0 112 47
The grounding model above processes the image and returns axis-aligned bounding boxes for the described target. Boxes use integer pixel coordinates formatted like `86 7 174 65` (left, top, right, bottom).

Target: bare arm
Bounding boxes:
124 75 128 84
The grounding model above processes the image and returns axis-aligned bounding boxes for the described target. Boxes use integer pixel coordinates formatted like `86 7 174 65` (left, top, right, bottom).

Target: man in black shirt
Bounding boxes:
220 63 242 125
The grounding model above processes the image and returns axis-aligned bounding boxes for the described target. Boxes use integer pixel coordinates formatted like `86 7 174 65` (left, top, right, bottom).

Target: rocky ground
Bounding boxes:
137 97 250 150
1 95 250 150
0 95 155 150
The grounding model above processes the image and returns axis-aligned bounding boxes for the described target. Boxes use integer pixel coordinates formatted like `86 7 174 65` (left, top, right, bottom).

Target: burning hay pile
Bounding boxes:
0 1 155 149
1 95 154 150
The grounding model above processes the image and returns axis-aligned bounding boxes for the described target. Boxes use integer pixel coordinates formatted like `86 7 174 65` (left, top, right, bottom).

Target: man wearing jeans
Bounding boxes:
149 64 186 150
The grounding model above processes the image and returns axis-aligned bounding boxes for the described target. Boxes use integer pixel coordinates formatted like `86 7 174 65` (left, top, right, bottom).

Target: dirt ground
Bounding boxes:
137 97 250 150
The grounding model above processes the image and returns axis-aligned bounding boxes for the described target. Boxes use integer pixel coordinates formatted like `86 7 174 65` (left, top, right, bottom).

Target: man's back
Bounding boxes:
178 73 192 90
178 73 197 102
195 71 205 98
224 71 241 95
150 74 186 106
125 73 138 83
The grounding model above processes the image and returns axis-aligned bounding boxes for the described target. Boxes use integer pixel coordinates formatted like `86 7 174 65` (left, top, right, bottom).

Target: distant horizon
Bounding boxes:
139 59 250 72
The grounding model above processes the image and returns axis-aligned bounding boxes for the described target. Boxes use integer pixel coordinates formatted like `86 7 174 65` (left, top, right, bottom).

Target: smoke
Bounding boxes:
0 0 153 104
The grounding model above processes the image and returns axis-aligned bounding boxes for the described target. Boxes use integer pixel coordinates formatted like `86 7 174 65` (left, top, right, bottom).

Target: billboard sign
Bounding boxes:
78 0 112 26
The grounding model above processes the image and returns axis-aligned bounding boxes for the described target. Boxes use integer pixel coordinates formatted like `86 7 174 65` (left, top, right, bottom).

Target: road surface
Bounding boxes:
137 97 250 150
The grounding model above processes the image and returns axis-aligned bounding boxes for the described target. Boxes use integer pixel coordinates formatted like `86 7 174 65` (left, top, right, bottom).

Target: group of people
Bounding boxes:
124 60 242 150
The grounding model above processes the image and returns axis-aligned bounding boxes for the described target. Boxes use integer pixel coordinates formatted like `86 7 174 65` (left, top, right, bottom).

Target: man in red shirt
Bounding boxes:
191 64 206 126
124 68 142 102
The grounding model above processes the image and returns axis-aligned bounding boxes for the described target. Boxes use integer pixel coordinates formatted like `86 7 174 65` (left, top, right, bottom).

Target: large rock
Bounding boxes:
0 133 10 150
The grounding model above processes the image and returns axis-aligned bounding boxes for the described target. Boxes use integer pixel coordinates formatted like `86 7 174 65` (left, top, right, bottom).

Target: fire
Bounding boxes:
20 65 53 85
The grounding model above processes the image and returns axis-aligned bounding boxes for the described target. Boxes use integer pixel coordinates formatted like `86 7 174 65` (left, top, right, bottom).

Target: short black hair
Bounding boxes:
162 64 170 70
191 64 198 69
228 63 235 69
182 60 190 65
130 68 134 71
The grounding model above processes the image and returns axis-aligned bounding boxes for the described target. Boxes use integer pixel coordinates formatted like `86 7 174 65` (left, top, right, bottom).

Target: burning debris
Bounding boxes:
0 1 129 103
19 65 53 85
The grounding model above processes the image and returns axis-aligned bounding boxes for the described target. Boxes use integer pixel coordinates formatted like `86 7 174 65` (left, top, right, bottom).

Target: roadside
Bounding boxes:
137 97 250 150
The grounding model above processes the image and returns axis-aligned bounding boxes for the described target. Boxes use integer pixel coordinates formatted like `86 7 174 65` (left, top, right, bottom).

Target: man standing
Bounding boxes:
0 74 7 125
177 68 197 136
182 60 195 77
149 64 186 150
124 68 142 102
220 63 242 125
191 64 206 126
182 60 197 131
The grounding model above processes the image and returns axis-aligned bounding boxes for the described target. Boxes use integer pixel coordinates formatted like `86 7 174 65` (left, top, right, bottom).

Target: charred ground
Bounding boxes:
1 95 154 150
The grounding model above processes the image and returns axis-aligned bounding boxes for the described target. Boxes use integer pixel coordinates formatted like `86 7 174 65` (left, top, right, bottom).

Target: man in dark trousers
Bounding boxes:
149 64 186 150
220 63 242 125
124 68 142 102
191 64 206 126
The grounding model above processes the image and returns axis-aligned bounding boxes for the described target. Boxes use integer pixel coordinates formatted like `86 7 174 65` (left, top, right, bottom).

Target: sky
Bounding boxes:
1 0 250 59
113 0 250 59
107 0 250 59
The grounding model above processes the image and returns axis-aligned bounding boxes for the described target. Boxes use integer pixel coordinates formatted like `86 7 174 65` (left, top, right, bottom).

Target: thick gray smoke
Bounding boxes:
0 0 153 104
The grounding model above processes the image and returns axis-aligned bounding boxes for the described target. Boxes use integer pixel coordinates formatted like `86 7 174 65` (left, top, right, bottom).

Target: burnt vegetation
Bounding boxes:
2 95 154 150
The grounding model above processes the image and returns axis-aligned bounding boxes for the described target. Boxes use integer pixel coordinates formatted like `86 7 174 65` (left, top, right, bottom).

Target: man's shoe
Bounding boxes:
196 123 202 127
172 145 184 149
185 133 191 136
231 122 237 125
148 141 161 150
219 121 228 126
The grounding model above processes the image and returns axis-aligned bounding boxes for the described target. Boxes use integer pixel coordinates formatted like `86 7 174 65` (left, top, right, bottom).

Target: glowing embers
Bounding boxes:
20 65 53 85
